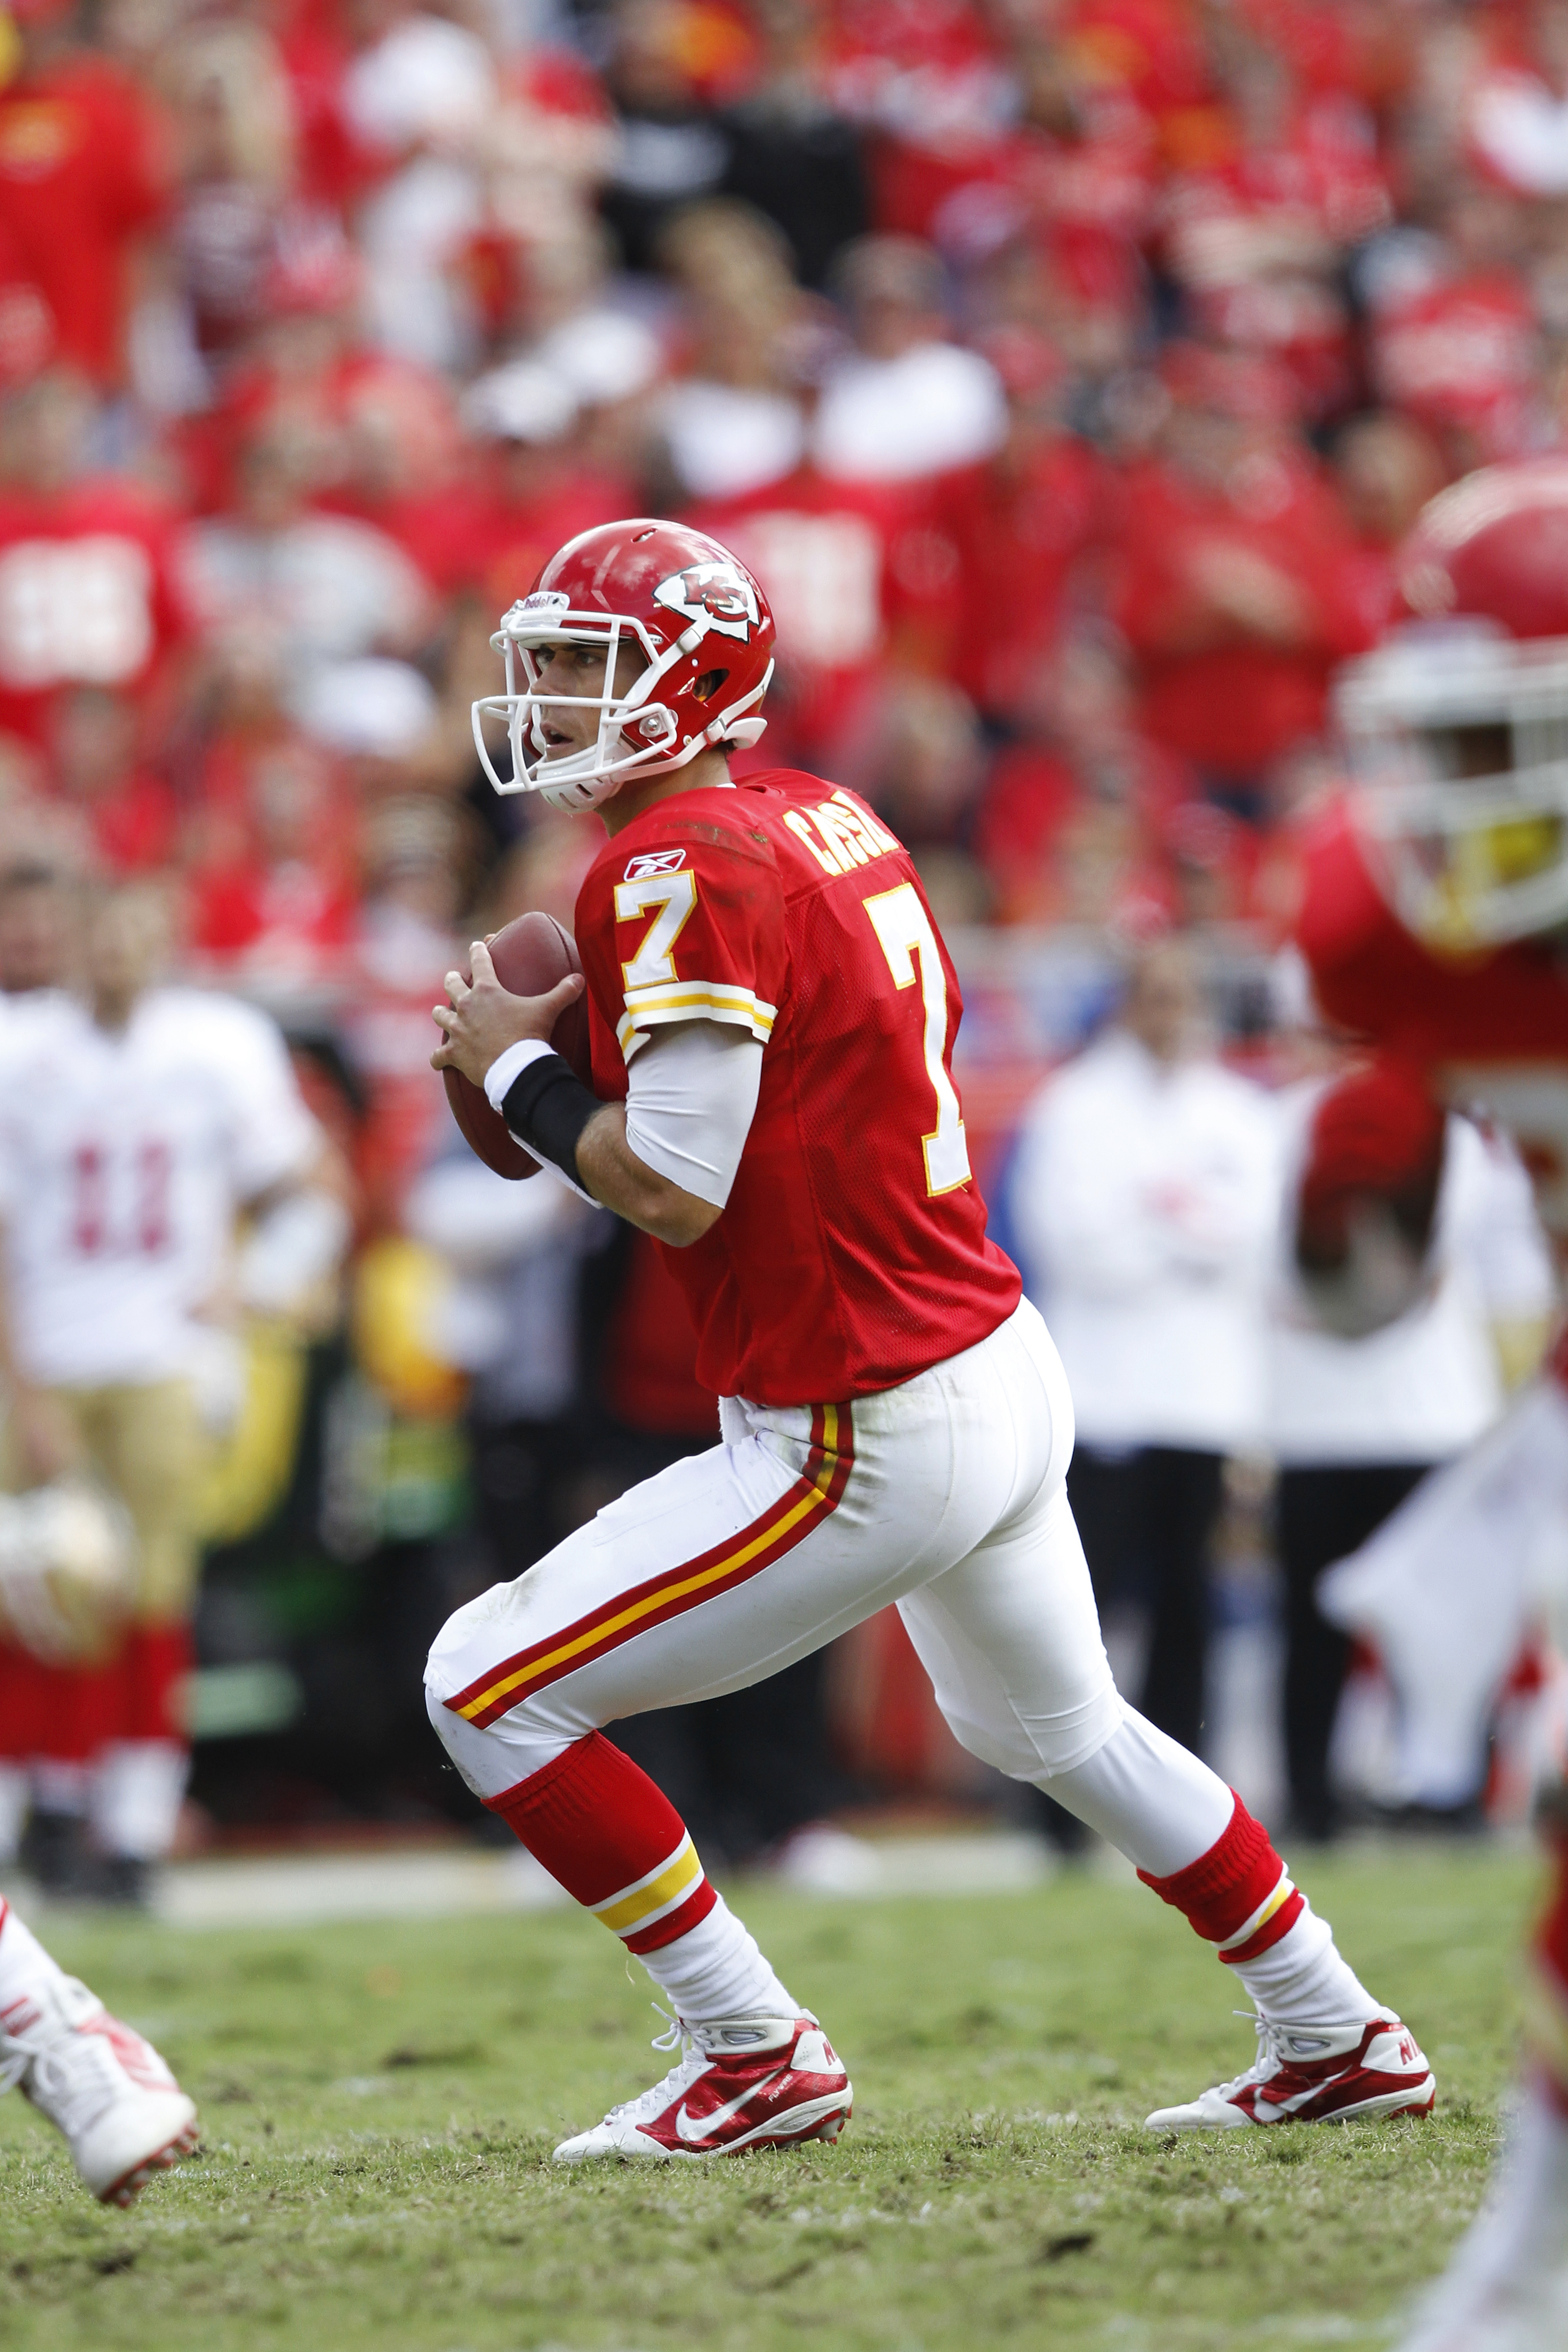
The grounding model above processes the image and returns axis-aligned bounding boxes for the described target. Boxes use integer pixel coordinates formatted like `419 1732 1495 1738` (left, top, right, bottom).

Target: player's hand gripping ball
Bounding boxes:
436 912 593 1180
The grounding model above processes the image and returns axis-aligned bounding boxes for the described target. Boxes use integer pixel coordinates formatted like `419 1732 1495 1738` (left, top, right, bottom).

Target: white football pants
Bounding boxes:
428 1298 1236 1876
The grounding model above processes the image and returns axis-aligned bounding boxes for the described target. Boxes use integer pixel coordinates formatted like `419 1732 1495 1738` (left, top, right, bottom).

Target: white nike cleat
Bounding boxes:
1395 2082 1568 2352
1146 2012 1435 2132
1 1974 199 2205
552 2011 852 2163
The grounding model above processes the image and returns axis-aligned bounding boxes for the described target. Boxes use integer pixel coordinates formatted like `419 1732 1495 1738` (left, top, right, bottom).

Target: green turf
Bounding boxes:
0 1842 1544 2350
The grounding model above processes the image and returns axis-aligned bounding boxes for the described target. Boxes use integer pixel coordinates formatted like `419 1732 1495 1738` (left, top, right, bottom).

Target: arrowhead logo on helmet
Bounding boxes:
653 561 758 643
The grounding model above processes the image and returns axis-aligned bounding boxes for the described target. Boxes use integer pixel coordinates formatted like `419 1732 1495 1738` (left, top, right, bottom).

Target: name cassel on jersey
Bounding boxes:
575 771 1021 1407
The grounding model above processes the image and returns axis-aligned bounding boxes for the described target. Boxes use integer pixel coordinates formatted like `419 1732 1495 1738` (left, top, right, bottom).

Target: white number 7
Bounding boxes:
863 881 972 1196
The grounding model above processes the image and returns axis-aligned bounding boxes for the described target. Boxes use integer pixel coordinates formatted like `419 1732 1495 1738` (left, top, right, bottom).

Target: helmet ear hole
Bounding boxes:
694 668 729 702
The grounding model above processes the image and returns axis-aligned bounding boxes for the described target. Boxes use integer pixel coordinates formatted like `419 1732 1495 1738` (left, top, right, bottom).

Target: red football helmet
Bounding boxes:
471 517 776 814
1336 458 1568 950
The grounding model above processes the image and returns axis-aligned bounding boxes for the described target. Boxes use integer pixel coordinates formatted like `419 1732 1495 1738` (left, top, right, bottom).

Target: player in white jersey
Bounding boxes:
0 879 350 1899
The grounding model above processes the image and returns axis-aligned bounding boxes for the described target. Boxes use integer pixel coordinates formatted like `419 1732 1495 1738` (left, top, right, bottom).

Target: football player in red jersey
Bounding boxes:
1280 460 1568 2350
427 517 1431 2163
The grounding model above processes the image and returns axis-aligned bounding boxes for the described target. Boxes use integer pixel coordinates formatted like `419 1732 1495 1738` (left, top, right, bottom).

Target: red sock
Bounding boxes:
116 1623 193 1743
487 1731 717 1955
1139 1793 1304 1963
19 1652 122 1770
0 1638 43 1760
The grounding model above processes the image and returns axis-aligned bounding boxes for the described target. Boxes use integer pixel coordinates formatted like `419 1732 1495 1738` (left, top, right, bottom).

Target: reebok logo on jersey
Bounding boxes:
653 560 758 643
624 847 687 882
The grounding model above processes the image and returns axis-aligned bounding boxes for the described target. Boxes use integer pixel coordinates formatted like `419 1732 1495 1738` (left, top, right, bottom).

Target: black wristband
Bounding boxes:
499 1051 601 1183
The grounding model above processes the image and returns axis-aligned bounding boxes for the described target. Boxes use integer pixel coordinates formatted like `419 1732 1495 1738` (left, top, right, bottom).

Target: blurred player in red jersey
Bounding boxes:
427 517 1431 2163
1280 460 1568 2350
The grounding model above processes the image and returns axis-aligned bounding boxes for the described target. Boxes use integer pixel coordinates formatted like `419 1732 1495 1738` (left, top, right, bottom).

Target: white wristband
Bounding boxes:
484 1036 556 1113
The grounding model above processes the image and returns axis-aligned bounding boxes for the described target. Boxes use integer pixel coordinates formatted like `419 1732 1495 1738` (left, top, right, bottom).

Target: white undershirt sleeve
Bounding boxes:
623 1021 764 1210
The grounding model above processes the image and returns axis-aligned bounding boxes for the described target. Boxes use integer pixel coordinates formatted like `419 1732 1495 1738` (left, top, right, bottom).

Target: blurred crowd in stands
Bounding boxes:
4 0 1568 1872
16 0 1568 978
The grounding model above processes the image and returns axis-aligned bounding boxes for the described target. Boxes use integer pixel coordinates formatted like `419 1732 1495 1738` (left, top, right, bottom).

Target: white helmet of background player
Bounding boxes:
1336 456 1568 951
471 518 776 815
0 1478 137 1665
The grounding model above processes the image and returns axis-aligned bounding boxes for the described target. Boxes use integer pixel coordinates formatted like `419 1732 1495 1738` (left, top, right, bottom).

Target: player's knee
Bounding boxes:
423 1608 481 1756
941 1707 1042 1781
423 1668 473 1766
942 1684 1123 1783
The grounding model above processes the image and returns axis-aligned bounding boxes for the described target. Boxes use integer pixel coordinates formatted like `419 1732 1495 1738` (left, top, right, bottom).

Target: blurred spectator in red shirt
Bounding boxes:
968 34 1157 366
691 458 962 772
342 790 481 1232
814 233 1006 481
175 220 461 521
0 368 192 752
973 631 1190 927
183 640 359 990
941 325 1115 730
1368 180 1542 469
0 0 169 392
46 684 175 874
1160 32 1389 426
1111 340 1372 815
828 0 1015 243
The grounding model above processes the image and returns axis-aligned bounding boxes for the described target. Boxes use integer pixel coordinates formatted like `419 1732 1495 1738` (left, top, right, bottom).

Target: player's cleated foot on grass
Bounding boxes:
1146 2013 1435 2131
1 1973 199 2204
553 2013 852 2162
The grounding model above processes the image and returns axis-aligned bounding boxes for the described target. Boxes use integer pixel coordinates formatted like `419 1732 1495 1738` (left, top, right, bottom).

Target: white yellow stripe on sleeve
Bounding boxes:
618 980 777 1061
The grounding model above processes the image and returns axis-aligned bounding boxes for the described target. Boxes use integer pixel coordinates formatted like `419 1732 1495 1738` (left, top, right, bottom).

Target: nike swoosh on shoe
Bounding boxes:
674 2068 786 2143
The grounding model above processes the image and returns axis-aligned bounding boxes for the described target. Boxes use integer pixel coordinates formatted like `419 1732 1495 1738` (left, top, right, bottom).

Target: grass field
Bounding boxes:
0 1841 1546 2352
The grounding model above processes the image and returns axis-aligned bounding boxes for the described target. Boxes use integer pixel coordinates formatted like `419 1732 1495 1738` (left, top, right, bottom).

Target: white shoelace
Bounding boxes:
1217 2011 1369 2100
596 2005 707 2126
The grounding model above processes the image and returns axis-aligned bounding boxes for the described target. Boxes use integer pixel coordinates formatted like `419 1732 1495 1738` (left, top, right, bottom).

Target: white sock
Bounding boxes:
1230 1901 1378 2025
91 1740 188 1862
1043 1709 1235 1877
32 1760 88 1817
0 1901 68 2034
638 1894 796 2023
0 1764 27 1866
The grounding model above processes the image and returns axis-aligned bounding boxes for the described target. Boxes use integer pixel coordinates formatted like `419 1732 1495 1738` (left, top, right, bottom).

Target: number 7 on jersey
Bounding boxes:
863 881 972 1197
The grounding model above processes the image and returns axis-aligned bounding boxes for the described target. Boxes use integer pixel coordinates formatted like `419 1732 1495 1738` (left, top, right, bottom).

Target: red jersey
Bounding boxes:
0 480 191 744
0 59 167 387
574 770 1021 1405
940 437 1114 720
1112 452 1373 781
1293 795 1568 1235
687 472 961 769
1371 273 1540 464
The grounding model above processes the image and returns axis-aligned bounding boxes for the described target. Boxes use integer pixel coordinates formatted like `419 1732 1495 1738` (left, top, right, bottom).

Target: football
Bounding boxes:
442 911 594 1180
